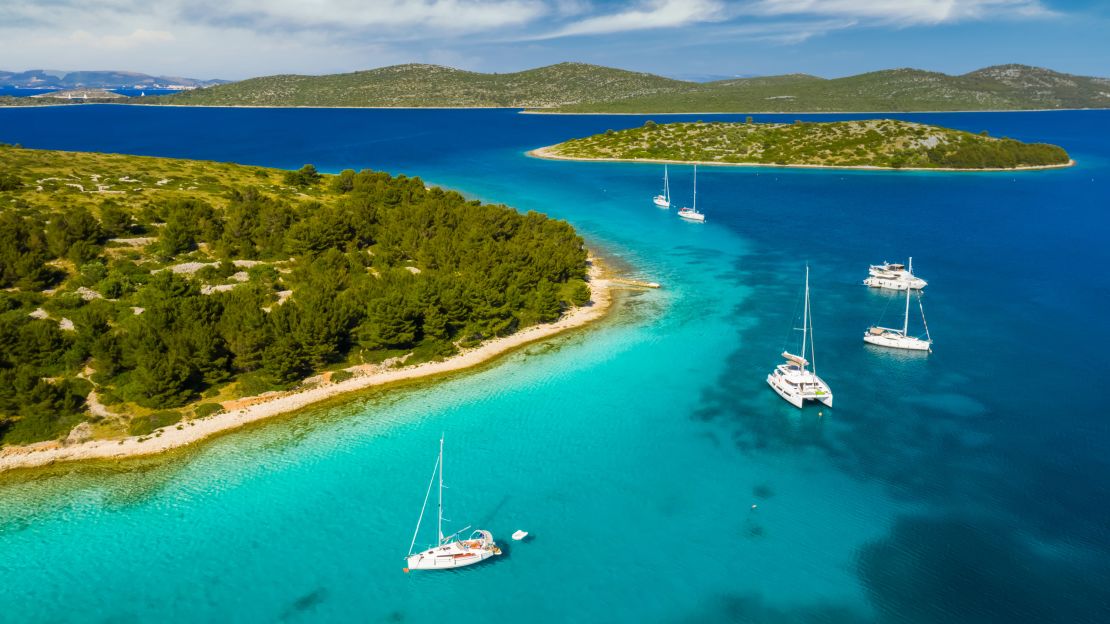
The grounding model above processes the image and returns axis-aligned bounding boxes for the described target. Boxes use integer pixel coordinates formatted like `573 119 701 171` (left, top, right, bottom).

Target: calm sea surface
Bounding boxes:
1 106 1108 623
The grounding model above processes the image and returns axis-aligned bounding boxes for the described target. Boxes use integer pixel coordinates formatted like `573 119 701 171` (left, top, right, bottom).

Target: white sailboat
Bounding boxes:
405 436 501 571
767 266 834 409
677 165 706 222
653 165 671 209
864 286 933 352
863 257 927 290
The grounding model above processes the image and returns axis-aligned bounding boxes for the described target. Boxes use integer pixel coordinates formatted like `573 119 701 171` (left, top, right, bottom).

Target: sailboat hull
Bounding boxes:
653 195 670 208
863 332 931 351
407 530 501 571
407 544 497 570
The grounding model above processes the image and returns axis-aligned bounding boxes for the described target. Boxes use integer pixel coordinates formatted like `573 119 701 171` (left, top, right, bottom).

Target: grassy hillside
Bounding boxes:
147 62 685 108
553 65 1110 112
0 146 588 446
539 119 1071 169
134 63 1110 112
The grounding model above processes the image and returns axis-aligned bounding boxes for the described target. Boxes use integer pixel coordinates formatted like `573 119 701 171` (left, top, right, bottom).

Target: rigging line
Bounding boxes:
918 292 932 342
875 287 898 328
408 452 440 556
782 279 806 353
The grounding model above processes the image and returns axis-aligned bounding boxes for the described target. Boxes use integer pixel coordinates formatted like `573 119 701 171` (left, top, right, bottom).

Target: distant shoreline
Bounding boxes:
526 145 1076 172
520 107 1110 116
2 102 1108 114
0 258 620 474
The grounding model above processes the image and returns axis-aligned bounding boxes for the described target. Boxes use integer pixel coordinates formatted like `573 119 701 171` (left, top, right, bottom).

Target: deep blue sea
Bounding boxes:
0 87 183 98
1 106 1108 623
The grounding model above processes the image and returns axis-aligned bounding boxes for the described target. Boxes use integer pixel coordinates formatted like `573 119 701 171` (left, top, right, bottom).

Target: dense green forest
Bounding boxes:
0 147 588 446
540 119 1070 169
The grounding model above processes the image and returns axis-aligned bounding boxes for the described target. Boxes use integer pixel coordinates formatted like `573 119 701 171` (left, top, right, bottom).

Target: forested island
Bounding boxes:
3 63 1107 112
0 146 591 451
533 119 1071 170
91 63 1110 112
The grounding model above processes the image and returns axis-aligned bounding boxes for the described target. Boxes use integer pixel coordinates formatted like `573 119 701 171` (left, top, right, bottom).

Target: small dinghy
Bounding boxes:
512 530 529 541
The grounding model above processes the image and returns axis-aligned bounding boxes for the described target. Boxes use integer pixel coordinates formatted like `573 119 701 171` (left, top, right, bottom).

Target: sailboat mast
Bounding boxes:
437 435 444 544
802 265 810 371
693 165 697 211
664 165 669 201
903 284 911 335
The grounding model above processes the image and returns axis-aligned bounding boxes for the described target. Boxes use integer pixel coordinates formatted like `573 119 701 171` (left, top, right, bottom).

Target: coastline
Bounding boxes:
519 107 1109 115
0 260 617 474
526 145 1076 172
3 102 1107 114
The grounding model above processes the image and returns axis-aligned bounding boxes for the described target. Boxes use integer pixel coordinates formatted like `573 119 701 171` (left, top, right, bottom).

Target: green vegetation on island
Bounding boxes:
143 63 683 108
0 146 589 446
130 63 1110 112
539 119 1071 169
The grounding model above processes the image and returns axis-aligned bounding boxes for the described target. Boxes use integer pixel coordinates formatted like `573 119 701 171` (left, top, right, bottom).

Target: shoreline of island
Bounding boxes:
2 102 1107 115
526 145 1076 172
0 259 618 474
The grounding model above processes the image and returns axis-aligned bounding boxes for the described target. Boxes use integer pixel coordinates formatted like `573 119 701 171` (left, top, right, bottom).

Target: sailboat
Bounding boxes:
653 165 671 208
677 165 706 222
863 257 927 290
767 266 834 409
864 282 933 352
405 436 501 571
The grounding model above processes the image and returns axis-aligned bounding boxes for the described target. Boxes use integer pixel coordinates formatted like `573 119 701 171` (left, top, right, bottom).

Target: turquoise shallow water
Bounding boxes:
1 107 1109 623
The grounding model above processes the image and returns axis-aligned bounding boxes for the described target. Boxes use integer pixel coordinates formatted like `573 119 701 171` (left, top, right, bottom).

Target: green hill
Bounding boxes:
136 62 1110 112
554 65 1110 112
147 62 685 108
535 119 1071 169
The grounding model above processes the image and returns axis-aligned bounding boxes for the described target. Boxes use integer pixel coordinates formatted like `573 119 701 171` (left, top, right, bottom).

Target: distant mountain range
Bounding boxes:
143 62 1110 112
0 70 227 89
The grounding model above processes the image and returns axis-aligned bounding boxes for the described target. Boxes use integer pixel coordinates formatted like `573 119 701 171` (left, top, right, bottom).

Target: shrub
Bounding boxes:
128 410 181 436
330 370 354 383
194 403 223 419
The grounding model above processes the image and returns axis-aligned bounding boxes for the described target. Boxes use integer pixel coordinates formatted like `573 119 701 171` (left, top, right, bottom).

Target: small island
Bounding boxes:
532 119 1072 170
0 146 610 470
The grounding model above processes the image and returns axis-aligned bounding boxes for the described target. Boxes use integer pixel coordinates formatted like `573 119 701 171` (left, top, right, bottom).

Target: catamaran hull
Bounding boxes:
766 374 834 409
863 334 931 351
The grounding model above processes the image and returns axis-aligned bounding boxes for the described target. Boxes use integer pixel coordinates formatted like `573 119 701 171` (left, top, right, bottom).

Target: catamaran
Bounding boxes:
677 165 706 222
405 436 501 571
767 266 834 409
864 284 933 352
863 258 927 290
653 165 671 209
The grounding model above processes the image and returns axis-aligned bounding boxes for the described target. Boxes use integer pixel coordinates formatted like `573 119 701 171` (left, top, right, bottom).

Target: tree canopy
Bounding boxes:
0 146 589 445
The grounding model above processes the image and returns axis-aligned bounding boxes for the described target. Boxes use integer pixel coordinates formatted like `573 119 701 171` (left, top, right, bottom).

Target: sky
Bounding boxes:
1 0 1108 81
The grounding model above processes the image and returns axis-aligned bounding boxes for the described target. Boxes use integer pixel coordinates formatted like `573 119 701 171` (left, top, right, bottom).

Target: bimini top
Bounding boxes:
781 351 808 367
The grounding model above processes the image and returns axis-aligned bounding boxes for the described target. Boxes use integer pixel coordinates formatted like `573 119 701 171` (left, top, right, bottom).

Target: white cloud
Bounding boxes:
188 0 549 33
0 0 1068 77
65 28 175 49
529 0 726 39
746 0 1055 26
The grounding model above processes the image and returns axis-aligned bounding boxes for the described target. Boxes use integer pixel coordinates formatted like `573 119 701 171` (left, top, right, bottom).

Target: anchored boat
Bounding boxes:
405 436 501 571
677 165 706 222
864 258 927 290
864 280 933 352
653 165 671 209
767 266 833 409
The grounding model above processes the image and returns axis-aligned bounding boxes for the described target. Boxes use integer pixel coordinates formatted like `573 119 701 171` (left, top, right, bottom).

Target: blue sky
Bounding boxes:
1 1 1107 80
